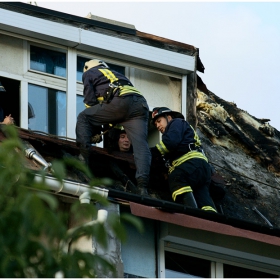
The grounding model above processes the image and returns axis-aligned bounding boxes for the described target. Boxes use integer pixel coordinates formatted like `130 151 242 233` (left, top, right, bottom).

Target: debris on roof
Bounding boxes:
196 77 280 229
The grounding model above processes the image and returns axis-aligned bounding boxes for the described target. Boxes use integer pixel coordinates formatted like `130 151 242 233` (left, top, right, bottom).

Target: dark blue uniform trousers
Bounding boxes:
169 158 216 209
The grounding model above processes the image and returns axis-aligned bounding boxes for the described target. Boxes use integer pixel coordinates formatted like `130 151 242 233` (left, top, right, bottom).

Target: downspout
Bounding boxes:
34 174 108 199
23 142 108 199
23 141 52 171
25 147 51 171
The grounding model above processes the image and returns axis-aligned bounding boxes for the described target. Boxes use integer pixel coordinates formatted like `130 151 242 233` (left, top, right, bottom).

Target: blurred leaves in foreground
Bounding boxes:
0 125 143 277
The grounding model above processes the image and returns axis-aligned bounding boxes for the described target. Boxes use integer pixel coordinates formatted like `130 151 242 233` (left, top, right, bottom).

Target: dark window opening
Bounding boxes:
30 45 66 77
0 77 20 126
165 251 211 278
223 263 278 278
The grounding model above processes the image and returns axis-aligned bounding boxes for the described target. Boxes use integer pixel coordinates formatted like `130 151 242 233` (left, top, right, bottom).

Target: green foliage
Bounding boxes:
0 125 143 277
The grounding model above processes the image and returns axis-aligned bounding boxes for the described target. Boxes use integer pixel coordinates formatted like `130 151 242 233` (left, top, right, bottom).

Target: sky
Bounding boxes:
38 1 280 131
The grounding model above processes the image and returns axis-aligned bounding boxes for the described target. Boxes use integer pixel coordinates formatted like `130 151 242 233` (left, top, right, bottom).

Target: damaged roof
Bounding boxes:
1 76 280 241
0 1 279 244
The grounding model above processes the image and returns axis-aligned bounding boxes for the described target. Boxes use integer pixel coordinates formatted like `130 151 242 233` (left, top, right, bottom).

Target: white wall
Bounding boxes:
133 68 181 111
0 34 24 76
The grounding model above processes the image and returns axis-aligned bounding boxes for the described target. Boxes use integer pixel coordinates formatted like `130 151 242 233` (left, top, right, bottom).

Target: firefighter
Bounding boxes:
150 107 217 212
76 59 151 196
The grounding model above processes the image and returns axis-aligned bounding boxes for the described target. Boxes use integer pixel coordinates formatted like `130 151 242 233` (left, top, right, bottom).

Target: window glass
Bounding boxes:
76 95 85 117
30 45 66 77
223 263 278 278
165 251 211 278
28 84 66 136
77 56 125 82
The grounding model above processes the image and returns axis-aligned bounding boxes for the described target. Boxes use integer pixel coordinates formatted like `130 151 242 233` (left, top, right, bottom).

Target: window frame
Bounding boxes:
28 43 68 80
159 237 280 278
21 39 185 141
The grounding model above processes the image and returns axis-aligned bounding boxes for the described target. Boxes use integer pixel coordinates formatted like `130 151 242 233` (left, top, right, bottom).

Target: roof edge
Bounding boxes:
130 202 280 247
1 2 136 35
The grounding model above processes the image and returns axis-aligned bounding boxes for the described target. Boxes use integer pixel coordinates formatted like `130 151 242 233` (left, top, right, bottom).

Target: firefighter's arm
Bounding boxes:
161 119 183 150
82 72 98 106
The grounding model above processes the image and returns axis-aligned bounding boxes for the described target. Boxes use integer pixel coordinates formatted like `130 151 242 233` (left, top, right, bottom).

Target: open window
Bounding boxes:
0 77 20 126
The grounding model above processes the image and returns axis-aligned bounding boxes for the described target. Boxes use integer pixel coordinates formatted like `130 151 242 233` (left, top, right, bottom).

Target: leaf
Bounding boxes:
35 192 58 211
120 213 144 234
51 160 66 182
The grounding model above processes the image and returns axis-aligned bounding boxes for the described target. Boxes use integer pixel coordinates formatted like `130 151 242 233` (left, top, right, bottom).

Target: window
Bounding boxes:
76 56 125 82
30 45 66 77
223 264 278 278
28 84 66 136
76 95 85 117
163 249 279 278
165 251 211 278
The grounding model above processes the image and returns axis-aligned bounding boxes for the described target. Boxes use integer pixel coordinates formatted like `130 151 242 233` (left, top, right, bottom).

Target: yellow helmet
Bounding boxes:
83 59 109 72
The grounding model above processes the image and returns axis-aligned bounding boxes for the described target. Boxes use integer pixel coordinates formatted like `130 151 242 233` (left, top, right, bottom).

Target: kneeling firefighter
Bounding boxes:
75 59 151 196
150 107 217 212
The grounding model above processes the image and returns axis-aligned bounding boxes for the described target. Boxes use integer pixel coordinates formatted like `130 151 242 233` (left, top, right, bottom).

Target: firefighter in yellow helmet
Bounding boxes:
76 59 151 196
150 107 217 212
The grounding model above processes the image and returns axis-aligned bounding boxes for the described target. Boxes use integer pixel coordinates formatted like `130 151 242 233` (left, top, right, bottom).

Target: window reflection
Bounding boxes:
76 95 85 117
28 84 66 136
30 45 66 77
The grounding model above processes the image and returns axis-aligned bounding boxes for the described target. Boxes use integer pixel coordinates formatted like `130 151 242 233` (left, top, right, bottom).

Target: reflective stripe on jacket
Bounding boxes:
82 66 141 106
155 118 208 173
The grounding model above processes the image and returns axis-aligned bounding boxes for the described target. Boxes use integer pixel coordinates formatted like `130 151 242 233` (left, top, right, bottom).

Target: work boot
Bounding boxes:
78 146 90 166
77 147 91 183
183 192 198 208
136 177 149 196
78 153 88 165
126 180 138 194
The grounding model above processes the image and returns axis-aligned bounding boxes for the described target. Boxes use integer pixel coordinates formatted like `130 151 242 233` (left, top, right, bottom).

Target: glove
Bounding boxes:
91 134 102 144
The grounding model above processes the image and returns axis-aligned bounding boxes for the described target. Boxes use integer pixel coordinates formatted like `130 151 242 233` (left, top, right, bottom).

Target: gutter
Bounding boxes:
33 173 280 238
34 174 108 202
107 188 280 238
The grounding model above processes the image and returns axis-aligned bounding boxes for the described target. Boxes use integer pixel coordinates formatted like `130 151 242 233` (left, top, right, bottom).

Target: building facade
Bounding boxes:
0 2 279 278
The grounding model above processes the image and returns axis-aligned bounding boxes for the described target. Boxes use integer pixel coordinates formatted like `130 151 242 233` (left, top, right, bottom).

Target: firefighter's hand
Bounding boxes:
91 134 102 144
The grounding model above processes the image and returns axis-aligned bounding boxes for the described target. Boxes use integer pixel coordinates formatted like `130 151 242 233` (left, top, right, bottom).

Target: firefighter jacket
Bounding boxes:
82 65 141 106
155 118 208 173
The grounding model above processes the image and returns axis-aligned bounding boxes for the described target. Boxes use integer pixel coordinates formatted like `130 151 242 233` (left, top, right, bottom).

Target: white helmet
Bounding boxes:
83 59 109 72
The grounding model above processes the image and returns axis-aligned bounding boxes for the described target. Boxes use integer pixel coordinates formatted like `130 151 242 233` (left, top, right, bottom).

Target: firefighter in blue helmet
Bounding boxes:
76 59 151 196
150 107 217 212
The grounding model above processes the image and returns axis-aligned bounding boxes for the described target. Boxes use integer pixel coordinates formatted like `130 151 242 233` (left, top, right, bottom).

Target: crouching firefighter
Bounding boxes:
150 107 217 212
75 59 151 196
